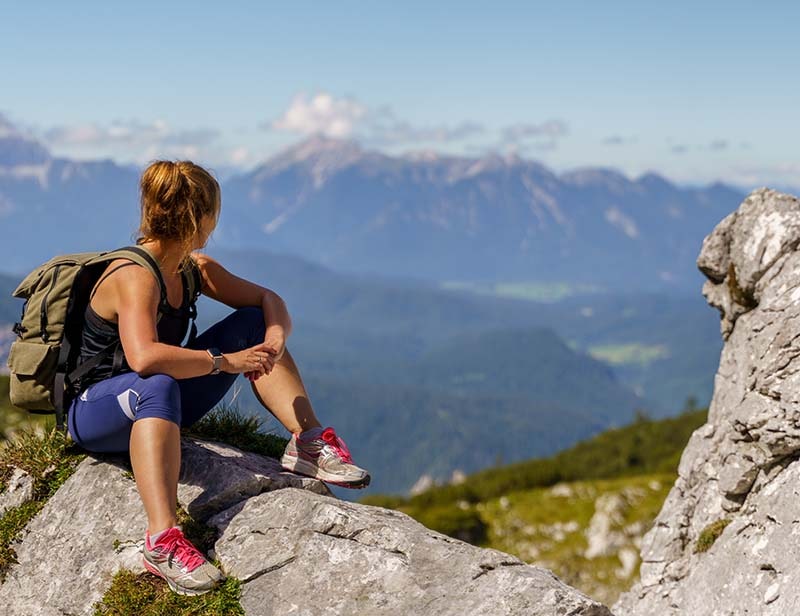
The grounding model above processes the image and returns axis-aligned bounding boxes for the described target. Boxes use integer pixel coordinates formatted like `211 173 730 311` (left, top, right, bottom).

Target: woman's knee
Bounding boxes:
134 373 182 425
232 306 266 344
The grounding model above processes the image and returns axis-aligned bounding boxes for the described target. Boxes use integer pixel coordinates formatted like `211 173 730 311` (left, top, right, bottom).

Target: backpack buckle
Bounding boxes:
12 322 27 338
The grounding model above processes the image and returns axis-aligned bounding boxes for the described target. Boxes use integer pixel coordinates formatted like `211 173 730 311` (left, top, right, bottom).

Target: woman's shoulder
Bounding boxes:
89 258 159 323
94 259 160 300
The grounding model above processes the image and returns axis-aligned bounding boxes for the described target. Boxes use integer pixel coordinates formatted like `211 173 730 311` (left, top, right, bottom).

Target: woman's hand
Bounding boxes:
222 342 275 378
243 326 286 382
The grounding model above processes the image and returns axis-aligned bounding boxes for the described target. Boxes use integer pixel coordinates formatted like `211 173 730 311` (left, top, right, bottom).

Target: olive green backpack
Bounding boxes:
6 246 201 430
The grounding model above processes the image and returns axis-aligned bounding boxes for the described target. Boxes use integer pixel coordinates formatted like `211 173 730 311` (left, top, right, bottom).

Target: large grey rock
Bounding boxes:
178 438 331 521
209 487 612 616
0 456 146 616
615 188 800 616
0 436 612 615
0 438 330 616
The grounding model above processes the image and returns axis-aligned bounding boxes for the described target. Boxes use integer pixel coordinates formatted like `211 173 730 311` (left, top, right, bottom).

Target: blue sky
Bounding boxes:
1 1 798 188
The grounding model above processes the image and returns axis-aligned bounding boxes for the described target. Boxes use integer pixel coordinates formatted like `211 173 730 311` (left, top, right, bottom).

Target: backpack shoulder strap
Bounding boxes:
99 246 169 308
89 261 140 301
184 255 203 304
181 256 202 346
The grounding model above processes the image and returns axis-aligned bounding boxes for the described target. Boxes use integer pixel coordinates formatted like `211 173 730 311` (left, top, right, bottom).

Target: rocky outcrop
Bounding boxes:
0 438 326 616
210 488 610 615
614 188 800 615
0 437 612 616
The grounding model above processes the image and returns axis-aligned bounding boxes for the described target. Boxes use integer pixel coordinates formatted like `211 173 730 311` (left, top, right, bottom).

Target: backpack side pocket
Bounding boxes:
7 340 60 411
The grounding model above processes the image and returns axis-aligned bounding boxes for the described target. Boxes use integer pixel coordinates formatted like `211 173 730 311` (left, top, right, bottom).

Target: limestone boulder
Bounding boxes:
615 188 800 616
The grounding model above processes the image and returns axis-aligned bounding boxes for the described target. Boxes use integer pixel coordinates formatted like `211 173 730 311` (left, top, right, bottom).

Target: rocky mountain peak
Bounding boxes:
277 134 364 162
635 172 674 191
614 188 800 615
252 134 370 188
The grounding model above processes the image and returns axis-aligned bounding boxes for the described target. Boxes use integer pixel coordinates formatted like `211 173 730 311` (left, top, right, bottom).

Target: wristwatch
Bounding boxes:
206 347 224 375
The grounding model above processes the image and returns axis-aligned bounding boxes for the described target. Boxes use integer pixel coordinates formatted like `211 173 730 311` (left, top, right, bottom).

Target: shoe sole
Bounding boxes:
143 559 220 596
281 455 371 489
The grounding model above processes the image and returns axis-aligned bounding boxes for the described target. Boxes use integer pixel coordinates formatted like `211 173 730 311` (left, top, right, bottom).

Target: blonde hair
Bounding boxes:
135 160 221 272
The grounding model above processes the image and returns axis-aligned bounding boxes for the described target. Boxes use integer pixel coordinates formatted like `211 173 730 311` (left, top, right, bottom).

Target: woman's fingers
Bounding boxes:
236 345 277 380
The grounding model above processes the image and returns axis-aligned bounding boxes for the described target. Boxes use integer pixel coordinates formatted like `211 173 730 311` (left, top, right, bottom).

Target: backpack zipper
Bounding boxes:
40 264 61 342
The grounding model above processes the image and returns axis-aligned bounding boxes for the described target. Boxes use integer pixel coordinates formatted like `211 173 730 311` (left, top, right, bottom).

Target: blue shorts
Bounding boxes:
67 306 267 453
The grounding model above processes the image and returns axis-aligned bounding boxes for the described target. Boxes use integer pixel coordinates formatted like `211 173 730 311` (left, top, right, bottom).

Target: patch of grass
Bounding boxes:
182 404 288 460
439 280 601 303
587 343 670 367
477 473 675 606
0 424 81 487
361 408 708 511
93 570 244 616
0 427 86 579
694 517 731 553
413 504 488 545
493 281 601 302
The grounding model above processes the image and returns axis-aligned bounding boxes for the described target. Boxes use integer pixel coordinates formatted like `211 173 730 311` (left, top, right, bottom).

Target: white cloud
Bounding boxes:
363 104 484 146
492 119 568 153
270 92 367 138
229 146 251 165
36 119 224 167
723 162 800 190
43 119 219 150
501 120 567 143
267 91 484 147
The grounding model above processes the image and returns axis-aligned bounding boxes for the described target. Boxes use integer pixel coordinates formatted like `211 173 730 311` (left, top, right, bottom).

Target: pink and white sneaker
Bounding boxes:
142 526 224 596
281 426 371 488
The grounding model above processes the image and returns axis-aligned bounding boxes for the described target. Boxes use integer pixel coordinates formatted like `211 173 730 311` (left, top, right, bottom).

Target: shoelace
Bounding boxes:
321 427 354 463
152 528 207 572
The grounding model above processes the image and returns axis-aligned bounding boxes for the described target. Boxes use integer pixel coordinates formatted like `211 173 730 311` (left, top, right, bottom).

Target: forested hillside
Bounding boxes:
361 408 708 604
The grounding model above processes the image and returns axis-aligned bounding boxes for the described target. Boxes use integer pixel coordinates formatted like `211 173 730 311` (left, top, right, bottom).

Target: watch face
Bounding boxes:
207 347 223 375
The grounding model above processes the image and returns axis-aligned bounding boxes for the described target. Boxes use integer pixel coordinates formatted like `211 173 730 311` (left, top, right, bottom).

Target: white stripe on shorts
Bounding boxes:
116 389 140 421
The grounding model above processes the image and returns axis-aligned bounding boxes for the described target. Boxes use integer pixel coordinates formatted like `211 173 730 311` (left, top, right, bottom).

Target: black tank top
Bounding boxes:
77 262 192 392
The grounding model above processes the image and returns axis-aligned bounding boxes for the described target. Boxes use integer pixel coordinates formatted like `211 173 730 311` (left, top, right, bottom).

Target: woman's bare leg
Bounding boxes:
250 347 322 435
129 417 181 534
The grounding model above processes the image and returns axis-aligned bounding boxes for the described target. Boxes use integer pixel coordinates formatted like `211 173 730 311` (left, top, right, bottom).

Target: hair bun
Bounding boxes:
136 160 221 268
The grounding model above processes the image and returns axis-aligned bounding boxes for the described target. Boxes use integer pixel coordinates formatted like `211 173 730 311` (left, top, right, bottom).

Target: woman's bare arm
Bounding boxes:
115 265 220 378
192 252 292 336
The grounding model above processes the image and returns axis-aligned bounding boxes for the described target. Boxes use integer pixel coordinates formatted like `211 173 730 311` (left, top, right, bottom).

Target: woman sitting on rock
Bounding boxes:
67 160 370 596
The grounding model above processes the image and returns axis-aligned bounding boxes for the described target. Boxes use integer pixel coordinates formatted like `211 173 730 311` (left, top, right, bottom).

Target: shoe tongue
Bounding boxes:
149 525 180 546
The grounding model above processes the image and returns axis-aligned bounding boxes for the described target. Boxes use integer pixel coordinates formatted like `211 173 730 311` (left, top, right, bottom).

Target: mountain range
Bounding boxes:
0 117 743 293
0 116 733 494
